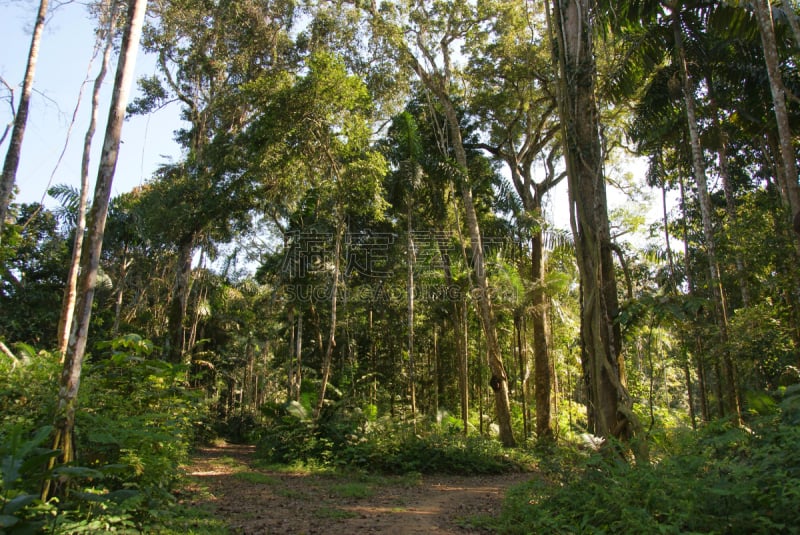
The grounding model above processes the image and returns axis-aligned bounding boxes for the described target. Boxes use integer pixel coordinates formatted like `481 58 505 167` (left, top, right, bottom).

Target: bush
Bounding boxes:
491 386 800 534
257 401 528 474
0 335 211 532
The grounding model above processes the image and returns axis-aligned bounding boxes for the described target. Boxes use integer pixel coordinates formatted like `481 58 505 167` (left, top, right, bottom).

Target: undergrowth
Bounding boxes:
488 385 800 534
257 400 534 475
0 335 219 534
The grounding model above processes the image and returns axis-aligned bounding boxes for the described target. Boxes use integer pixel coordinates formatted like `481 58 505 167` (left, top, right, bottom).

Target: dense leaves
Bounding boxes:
2 0 800 531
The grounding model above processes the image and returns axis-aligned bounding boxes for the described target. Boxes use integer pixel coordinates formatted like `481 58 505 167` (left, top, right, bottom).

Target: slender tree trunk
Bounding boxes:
0 0 50 238
685 360 697 430
680 174 711 423
46 0 147 499
531 211 553 441
111 246 130 336
438 98 515 446
57 0 119 355
674 14 741 422
753 0 800 253
551 0 639 445
314 220 343 420
661 183 677 288
708 84 750 307
515 314 529 439
407 203 417 422
461 303 470 435
436 233 470 435
166 236 194 363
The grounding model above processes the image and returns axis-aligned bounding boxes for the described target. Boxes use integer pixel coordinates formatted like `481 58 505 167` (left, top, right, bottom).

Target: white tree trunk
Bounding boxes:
48 0 148 492
58 0 120 355
0 0 50 239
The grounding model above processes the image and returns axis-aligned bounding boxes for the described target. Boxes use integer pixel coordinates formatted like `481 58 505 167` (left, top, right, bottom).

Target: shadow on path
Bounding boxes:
180 441 532 534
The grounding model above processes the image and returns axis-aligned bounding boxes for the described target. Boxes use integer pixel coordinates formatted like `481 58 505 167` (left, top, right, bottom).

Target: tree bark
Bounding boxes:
753 0 800 254
550 0 638 445
57 0 119 355
531 214 553 441
46 0 147 498
166 236 195 363
0 0 50 239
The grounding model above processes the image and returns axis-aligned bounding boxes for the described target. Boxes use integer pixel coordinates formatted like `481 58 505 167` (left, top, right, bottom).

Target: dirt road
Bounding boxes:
181 442 531 534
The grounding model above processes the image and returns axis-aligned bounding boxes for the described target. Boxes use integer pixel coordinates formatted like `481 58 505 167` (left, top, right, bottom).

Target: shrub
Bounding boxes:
0 335 212 532
257 401 529 474
491 386 800 534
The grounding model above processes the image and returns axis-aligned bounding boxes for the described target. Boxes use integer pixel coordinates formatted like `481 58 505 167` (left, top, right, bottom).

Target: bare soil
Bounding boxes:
180 442 532 534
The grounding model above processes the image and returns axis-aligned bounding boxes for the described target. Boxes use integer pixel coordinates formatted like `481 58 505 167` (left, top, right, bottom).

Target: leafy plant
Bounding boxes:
490 386 800 534
0 425 58 534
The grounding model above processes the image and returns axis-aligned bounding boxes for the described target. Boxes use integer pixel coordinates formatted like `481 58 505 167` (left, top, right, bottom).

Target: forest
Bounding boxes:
2 0 800 533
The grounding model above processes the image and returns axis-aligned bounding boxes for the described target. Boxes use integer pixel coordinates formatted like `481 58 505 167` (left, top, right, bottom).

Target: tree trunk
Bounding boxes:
438 98 516 447
57 0 119 354
0 0 50 239
515 314 529 439
531 204 553 440
673 13 741 422
753 0 800 253
166 236 195 363
551 0 637 444
46 0 147 499
314 220 343 420
708 82 750 307
407 202 417 422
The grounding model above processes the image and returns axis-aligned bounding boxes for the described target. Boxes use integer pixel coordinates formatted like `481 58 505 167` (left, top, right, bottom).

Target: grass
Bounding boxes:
148 504 230 534
312 507 359 520
233 471 279 485
329 482 374 499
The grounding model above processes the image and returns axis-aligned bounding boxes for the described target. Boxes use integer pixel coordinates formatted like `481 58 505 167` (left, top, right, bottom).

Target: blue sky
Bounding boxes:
0 0 183 208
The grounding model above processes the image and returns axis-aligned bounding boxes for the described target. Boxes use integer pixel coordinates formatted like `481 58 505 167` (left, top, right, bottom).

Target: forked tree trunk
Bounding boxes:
58 0 119 354
46 0 147 499
550 0 639 447
0 0 50 239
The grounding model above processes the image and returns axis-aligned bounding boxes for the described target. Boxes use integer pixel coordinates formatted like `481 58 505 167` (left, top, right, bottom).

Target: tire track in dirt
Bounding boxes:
181 442 531 534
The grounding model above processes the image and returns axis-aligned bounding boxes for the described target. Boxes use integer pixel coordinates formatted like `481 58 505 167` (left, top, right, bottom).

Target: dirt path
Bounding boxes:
181 442 531 534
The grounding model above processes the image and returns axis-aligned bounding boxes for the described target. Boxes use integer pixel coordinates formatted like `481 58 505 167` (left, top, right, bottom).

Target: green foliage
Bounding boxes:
0 346 60 431
0 426 58 534
491 387 800 534
0 204 69 346
257 401 528 475
78 335 205 506
0 336 213 532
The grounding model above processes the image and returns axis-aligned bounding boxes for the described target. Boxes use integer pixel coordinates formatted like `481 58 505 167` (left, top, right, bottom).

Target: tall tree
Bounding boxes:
0 0 50 240
47 0 147 492
57 0 120 355
367 0 517 447
752 0 800 253
131 0 297 362
549 0 639 444
469 0 563 440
